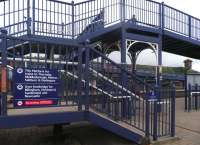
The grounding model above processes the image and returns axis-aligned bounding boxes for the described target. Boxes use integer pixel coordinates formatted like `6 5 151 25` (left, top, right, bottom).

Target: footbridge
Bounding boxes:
0 0 199 144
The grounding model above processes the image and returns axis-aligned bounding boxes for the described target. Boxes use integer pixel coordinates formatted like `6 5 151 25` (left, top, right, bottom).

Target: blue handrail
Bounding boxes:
0 0 200 41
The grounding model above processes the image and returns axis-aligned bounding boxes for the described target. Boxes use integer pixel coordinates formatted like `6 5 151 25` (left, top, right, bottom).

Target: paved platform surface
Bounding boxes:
0 98 200 145
165 98 200 145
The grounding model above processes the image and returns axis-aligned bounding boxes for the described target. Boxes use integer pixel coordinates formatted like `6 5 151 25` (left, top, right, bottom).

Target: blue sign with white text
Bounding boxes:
14 68 60 107
148 91 157 101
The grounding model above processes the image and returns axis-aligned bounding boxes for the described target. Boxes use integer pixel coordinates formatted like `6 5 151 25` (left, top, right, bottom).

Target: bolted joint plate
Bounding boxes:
0 28 8 35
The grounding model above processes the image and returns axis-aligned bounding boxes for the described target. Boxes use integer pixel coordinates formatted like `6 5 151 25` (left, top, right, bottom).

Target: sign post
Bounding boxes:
0 29 8 116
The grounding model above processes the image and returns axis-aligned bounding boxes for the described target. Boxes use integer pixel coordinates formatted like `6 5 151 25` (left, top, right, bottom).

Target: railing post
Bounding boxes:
160 2 165 30
188 16 191 38
0 29 8 116
188 84 192 111
171 84 176 137
120 0 127 117
120 0 125 23
78 47 83 111
195 84 198 110
159 3 162 29
153 86 158 141
145 87 150 138
71 1 75 39
27 0 32 35
157 2 164 87
61 22 64 38
184 71 188 111
32 0 35 35
84 41 90 111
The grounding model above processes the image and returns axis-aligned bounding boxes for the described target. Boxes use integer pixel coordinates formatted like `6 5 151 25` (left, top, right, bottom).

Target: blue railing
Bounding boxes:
0 0 200 40
87 46 176 139
33 0 73 38
0 0 29 36
164 4 190 36
124 0 161 28
186 84 200 111
74 0 121 37
0 26 176 140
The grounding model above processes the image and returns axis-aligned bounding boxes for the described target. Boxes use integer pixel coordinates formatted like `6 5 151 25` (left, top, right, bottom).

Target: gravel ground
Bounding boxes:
0 123 136 145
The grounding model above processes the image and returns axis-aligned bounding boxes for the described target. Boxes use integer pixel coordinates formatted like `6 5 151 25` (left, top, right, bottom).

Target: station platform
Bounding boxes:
0 98 199 145
152 98 200 145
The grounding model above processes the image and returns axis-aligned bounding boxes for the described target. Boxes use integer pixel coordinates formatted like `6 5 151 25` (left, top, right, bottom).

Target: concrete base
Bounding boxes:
53 124 63 140
151 136 180 145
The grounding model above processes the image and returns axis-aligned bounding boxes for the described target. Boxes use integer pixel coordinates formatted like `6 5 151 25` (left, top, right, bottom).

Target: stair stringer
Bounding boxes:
88 111 147 145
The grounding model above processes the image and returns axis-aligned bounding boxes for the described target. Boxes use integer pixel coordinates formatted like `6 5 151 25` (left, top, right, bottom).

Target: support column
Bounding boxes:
49 46 55 69
130 51 137 74
120 0 127 78
0 29 8 116
84 41 90 111
157 1 164 87
71 1 75 39
121 33 126 65
27 0 32 35
32 0 35 35
101 45 106 110
153 35 163 141
154 3 164 138
157 36 163 87
120 0 128 118
171 84 176 137
120 1 126 66
53 124 63 140
77 47 82 111
120 33 127 119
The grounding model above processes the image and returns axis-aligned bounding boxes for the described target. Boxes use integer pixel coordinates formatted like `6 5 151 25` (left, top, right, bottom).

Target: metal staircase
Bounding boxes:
0 34 175 143
60 46 175 143
0 0 180 144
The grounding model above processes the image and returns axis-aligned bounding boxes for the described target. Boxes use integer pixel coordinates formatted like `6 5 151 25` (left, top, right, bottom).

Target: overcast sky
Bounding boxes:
140 0 200 70
65 0 200 70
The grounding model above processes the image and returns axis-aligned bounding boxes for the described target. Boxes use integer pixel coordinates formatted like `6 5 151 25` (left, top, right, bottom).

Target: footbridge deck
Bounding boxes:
1 0 200 58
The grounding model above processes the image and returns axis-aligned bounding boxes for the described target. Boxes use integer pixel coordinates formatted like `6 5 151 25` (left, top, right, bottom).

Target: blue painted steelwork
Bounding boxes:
0 32 176 143
88 46 175 139
89 111 143 144
0 35 84 110
0 0 199 41
2 0 199 143
0 0 199 59
92 65 185 81
0 111 85 129
135 70 185 81
0 29 8 116
171 84 176 137
186 84 200 111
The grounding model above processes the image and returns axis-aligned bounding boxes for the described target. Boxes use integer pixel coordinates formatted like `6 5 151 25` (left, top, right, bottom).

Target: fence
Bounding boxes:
0 0 200 40
0 32 87 115
0 31 176 140
186 84 200 111
87 46 176 140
